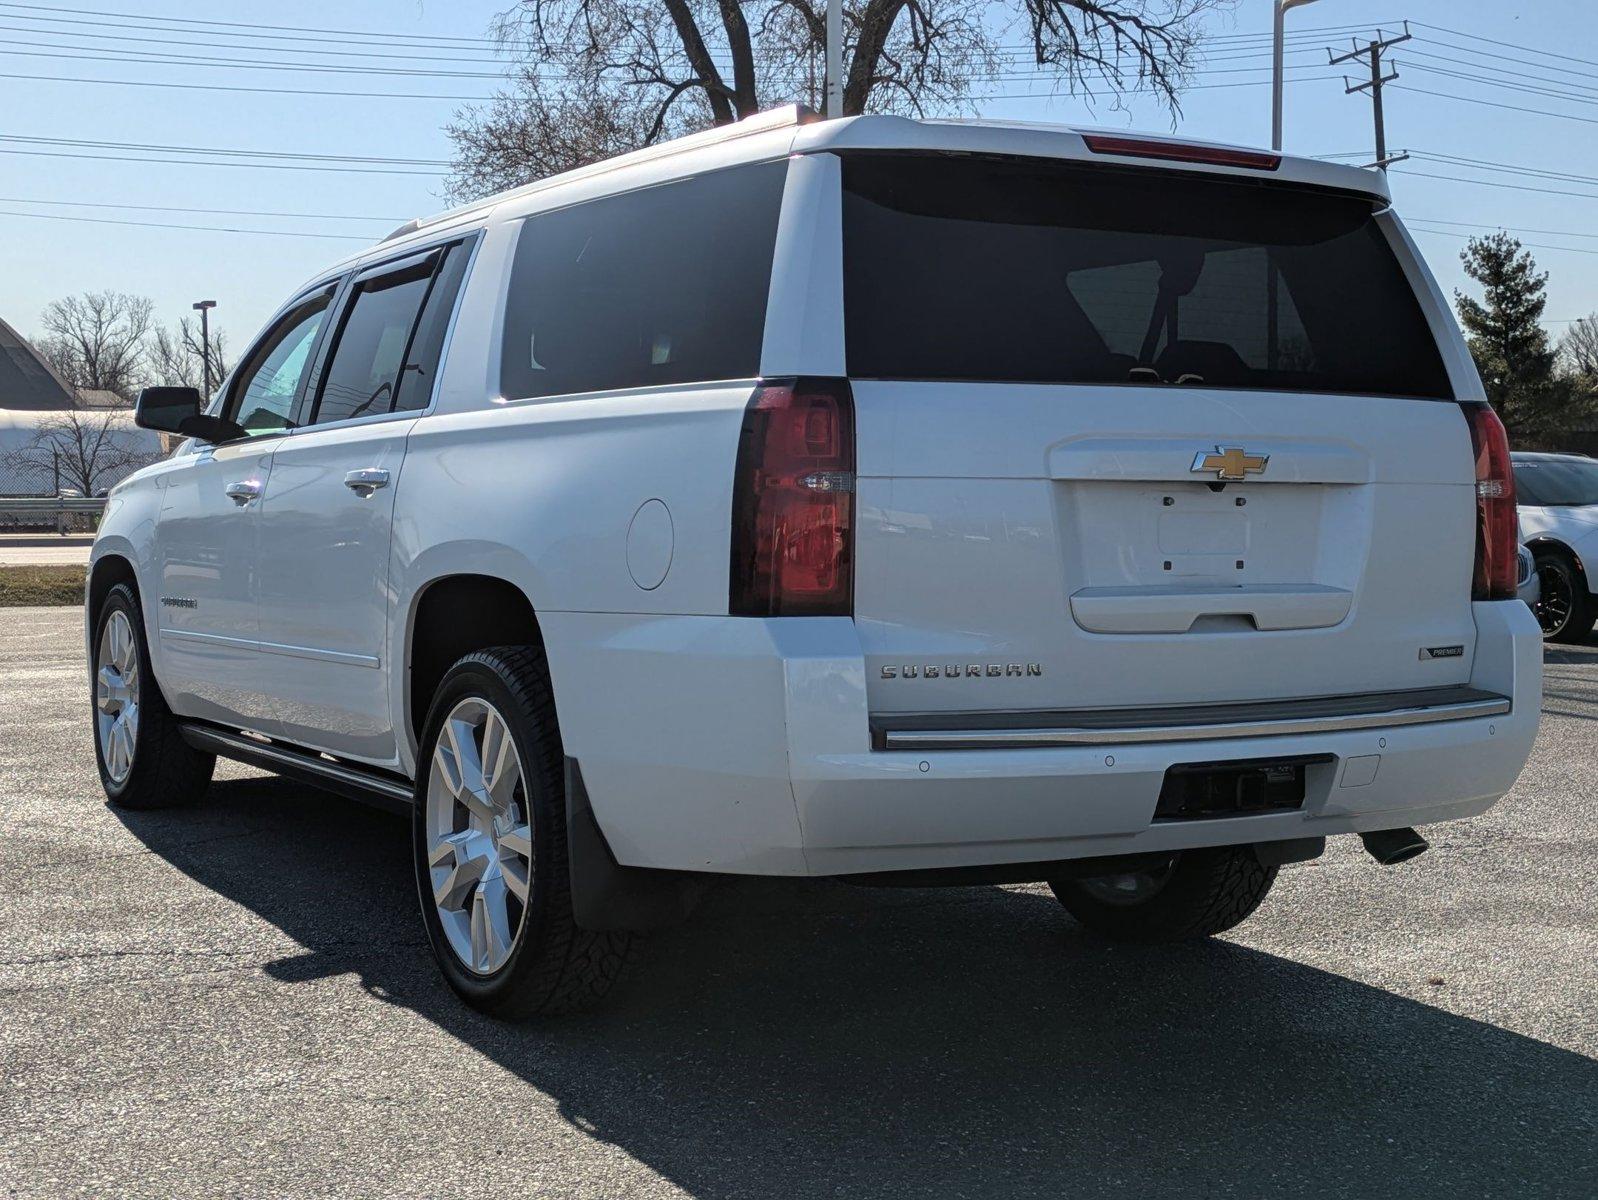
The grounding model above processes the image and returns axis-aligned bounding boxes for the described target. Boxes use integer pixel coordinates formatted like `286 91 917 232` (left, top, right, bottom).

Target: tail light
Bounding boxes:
730 378 855 616
1460 401 1518 600
1081 134 1281 172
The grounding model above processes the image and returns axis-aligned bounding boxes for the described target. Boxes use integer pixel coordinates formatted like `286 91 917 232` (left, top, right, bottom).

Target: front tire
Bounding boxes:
92 582 215 809
1050 846 1277 942
412 645 636 1017
1533 550 1597 643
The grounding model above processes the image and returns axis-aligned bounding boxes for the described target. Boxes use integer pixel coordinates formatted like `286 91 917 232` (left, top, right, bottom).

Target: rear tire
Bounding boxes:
1533 550 1597 643
92 582 215 810
1049 846 1277 942
412 645 636 1018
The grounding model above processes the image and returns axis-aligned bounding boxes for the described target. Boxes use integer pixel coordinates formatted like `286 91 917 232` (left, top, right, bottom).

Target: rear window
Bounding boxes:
501 160 787 400
1513 457 1598 506
841 153 1453 399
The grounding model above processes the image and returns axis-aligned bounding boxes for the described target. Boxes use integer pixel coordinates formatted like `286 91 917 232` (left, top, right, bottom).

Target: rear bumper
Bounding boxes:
541 601 1542 876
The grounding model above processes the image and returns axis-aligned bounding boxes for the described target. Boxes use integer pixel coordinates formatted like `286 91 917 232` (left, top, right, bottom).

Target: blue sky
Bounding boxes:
1 0 1594 352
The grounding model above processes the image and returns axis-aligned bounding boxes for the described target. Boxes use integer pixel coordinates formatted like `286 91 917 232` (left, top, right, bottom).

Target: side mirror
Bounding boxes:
134 386 245 443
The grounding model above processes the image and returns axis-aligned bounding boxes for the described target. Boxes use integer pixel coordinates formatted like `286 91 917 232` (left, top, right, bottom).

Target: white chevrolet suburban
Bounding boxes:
89 109 1542 1016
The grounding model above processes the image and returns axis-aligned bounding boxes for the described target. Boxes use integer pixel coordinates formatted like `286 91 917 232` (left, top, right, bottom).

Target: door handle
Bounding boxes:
343 467 391 496
224 479 263 505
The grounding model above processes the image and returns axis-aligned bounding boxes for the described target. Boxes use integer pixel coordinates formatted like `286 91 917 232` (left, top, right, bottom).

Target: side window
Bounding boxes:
500 159 787 400
310 256 436 426
226 290 333 436
393 241 472 413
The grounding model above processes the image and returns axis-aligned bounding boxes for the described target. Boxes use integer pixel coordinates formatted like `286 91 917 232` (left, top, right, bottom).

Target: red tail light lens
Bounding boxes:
730 378 855 616
1081 134 1281 172
1460 401 1518 600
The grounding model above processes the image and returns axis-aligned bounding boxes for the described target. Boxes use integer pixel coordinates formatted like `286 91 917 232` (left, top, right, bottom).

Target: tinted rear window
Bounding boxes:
501 160 787 399
842 153 1453 398
1513 457 1598 506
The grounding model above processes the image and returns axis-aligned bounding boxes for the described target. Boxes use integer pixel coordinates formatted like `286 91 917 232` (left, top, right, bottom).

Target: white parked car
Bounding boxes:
1513 451 1598 642
89 110 1542 1016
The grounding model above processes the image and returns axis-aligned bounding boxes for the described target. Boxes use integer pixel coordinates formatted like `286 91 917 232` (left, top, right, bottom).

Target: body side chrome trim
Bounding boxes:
159 627 378 668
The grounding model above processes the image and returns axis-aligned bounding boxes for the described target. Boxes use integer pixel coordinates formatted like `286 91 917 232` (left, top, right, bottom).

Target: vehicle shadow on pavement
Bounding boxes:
115 775 1598 1200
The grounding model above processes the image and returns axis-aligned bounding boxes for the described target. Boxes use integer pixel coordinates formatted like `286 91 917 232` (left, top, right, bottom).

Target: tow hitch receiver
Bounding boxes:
1156 754 1332 820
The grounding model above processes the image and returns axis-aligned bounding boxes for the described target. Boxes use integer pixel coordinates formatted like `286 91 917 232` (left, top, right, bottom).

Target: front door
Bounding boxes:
251 241 472 765
155 285 336 729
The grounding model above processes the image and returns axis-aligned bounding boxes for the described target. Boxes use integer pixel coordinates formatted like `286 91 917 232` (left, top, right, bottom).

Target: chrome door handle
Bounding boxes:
224 479 263 505
343 467 390 496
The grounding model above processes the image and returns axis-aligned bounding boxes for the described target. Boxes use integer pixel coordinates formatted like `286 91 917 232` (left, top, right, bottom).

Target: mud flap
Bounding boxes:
564 758 706 932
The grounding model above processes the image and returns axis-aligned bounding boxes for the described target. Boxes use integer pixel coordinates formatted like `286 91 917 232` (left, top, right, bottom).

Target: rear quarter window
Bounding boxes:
841 153 1453 399
501 160 787 400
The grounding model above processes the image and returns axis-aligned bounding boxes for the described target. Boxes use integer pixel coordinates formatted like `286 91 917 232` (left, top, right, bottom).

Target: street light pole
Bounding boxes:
192 300 217 398
1273 0 1322 150
825 0 842 118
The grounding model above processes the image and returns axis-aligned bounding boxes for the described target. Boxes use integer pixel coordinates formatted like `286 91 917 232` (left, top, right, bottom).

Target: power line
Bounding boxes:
0 69 492 101
0 132 449 166
1406 224 1598 258
1393 83 1598 127
1403 216 1598 242
0 2 1393 52
0 147 445 175
0 195 404 221
1390 167 1598 201
1413 20 1598 75
1401 61 1598 108
0 207 375 239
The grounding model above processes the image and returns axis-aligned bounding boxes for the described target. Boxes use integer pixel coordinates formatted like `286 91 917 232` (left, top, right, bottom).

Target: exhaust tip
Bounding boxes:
1360 827 1429 866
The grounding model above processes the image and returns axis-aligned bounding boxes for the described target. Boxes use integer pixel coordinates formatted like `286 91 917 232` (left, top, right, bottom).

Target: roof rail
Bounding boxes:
381 103 816 244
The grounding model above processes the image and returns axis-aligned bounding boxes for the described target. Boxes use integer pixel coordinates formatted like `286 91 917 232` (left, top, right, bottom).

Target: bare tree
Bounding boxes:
446 0 1233 199
148 318 232 395
36 291 154 401
1 410 160 496
1560 314 1598 381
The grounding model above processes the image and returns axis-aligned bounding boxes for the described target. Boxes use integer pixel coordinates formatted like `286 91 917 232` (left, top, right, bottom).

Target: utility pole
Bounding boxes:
1329 23 1412 170
192 299 217 397
1272 0 1322 151
825 0 842 119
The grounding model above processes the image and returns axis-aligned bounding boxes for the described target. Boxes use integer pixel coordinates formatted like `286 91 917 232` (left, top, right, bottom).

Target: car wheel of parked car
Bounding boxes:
92 582 216 809
1049 846 1278 942
413 645 636 1017
1533 550 1597 643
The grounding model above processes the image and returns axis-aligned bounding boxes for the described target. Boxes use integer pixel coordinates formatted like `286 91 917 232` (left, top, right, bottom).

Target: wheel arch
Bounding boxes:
1525 536 1591 592
404 572 547 754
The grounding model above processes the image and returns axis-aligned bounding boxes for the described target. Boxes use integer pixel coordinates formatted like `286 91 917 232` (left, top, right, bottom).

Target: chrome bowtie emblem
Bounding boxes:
1191 446 1269 481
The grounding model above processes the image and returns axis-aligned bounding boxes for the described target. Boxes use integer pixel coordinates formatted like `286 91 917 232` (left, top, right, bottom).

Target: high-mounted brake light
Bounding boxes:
1460 401 1518 601
1081 134 1282 172
730 378 855 617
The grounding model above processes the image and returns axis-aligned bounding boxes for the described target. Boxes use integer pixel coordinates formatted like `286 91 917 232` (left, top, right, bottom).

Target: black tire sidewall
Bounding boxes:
411 654 564 1010
1052 846 1276 942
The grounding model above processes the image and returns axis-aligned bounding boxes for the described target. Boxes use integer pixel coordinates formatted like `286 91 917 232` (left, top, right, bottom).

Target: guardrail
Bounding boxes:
0 496 107 534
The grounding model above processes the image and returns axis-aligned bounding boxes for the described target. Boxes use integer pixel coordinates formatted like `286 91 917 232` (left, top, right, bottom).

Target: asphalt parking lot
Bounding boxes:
1 606 1594 1199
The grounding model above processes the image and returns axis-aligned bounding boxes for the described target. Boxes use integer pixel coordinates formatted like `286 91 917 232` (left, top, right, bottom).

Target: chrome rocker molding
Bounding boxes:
178 722 413 812
871 686 1512 751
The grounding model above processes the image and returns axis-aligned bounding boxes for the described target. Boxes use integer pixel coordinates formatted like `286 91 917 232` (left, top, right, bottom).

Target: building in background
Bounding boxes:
0 315 162 503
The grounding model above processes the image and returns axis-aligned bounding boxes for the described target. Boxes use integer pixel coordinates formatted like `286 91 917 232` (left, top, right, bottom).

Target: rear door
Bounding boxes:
253 239 474 763
836 152 1476 718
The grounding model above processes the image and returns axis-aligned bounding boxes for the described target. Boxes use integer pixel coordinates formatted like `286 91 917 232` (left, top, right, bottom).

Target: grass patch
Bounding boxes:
0 564 85 606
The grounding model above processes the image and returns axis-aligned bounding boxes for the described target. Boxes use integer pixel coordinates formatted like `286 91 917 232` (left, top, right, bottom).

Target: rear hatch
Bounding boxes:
838 150 1476 717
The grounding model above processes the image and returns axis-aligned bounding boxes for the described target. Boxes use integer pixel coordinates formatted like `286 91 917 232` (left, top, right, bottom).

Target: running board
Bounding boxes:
178 723 413 813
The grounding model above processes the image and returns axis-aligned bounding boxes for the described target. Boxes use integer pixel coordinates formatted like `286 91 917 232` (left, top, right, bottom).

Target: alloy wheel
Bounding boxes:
1535 561 1573 637
95 609 140 784
425 697 533 975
